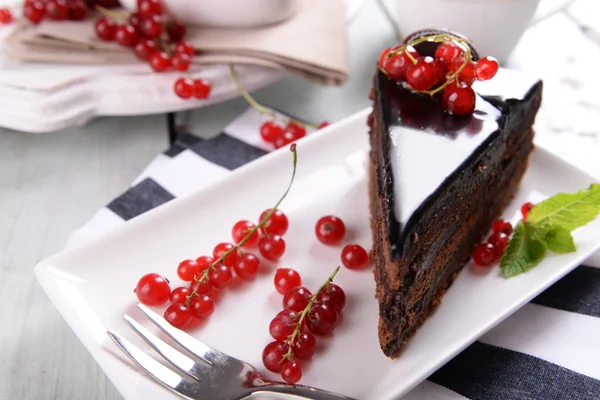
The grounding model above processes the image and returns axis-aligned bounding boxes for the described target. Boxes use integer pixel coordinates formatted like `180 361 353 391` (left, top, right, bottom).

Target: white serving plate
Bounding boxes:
35 108 600 399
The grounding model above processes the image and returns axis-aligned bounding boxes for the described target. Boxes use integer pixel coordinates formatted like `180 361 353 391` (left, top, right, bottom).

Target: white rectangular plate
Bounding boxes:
35 108 600 400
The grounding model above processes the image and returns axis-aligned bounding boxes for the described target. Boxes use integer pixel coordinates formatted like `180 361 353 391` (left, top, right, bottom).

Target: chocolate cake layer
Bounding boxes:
368 69 543 358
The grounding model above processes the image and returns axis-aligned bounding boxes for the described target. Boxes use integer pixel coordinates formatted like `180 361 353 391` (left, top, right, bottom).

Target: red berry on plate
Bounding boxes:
195 255 214 272
492 219 513 236
174 40 194 57
406 56 443 91
273 131 296 149
134 273 171 306
447 58 477 86
189 278 211 295
232 220 259 247
95 17 116 41
281 360 302 384
170 286 191 305
172 54 191 72
189 294 215 319
24 1 45 24
67 0 87 21
260 121 284 143
233 252 260 280
269 309 297 341
306 301 338 335
488 232 509 256
141 14 163 40
315 215 346 245
434 41 464 69
134 39 157 61
473 243 496 266
316 283 346 312
173 77 194 99
167 20 186 42
441 80 476 115
208 263 233 289
177 259 201 281
193 79 211 99
521 202 534 219
274 268 301 295
384 46 419 82
318 121 330 129
292 331 316 360
115 25 138 48
283 286 312 312
378 46 392 67
128 12 141 31
149 51 172 72
138 0 163 17
475 56 499 81
164 304 193 329
341 244 369 270
46 0 68 20
259 235 286 262
259 209 288 236
262 341 288 373
0 8 13 24
285 122 306 140
213 242 238 267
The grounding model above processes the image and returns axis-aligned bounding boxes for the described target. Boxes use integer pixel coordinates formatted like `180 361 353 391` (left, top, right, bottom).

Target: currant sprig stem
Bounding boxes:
94 5 126 21
185 144 298 306
228 65 318 130
281 266 340 362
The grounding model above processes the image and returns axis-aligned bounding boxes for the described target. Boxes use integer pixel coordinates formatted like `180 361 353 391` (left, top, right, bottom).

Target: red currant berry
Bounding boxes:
173 78 194 99
306 301 338 335
283 286 312 312
170 286 191 305
46 0 68 20
189 278 211 295
164 304 192 329
259 209 289 236
341 244 369 270
195 255 214 272
281 360 302 384
378 47 392 67
273 131 296 149
406 56 443 91
232 220 259 247
285 122 306 140
149 51 172 72
318 121 330 129
434 42 464 69
473 243 496 267
233 253 260 280
262 341 288 373
384 46 419 81
177 259 200 281
315 215 346 245
213 242 238 267
274 268 301 295
492 219 513 236
134 273 171 306
95 17 116 41
521 202 534 219
138 0 163 17
0 8 13 24
448 58 477 86
141 15 163 39
134 39 157 61
115 24 138 48
128 12 141 31
193 79 211 99
475 56 499 81
292 331 316 360
259 235 286 262
67 0 87 21
174 41 194 57
441 80 476 116
189 294 215 319
172 54 191 72
167 20 186 42
208 263 233 289
316 283 346 312
260 121 284 143
488 232 509 256
24 1 45 24
269 309 297 341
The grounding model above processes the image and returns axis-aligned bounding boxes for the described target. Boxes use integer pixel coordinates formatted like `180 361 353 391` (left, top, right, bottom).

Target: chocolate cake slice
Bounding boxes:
368 37 543 358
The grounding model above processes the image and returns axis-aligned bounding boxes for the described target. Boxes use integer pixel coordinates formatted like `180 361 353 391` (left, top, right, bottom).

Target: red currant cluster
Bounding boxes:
472 201 534 267
0 8 13 24
21 0 95 23
379 34 499 116
92 0 211 100
259 120 329 150
315 215 370 270
263 267 346 384
133 207 290 329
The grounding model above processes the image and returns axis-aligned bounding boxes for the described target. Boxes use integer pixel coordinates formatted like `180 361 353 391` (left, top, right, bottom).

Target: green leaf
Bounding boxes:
500 221 546 277
531 225 576 254
527 184 600 232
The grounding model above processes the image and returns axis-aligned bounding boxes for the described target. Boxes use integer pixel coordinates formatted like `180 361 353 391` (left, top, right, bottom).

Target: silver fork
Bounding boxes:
107 304 356 400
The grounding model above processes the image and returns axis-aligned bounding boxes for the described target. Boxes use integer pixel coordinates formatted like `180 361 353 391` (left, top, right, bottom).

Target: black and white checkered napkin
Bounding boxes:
67 108 600 400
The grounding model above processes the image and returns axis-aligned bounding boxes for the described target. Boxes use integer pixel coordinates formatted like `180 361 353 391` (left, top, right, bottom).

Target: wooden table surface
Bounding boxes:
1 0 599 399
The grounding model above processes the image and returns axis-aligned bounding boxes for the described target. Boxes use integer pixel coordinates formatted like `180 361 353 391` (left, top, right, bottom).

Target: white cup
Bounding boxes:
386 0 541 63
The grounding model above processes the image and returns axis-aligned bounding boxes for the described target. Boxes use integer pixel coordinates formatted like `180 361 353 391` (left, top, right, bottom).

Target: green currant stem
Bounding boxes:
404 49 417 65
281 266 341 362
94 5 126 22
184 144 299 307
228 65 318 130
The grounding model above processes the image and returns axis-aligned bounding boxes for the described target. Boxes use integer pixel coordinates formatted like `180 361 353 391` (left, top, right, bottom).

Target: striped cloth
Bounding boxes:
67 107 600 400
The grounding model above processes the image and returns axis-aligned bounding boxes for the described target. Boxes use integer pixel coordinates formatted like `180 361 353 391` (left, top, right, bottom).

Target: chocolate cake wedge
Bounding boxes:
369 32 543 358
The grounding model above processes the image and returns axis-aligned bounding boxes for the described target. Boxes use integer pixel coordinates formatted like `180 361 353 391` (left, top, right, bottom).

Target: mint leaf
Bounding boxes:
527 184 600 232
500 221 546 277
532 225 576 254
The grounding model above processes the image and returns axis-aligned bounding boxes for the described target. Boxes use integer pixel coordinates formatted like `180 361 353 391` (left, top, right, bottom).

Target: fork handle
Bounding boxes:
253 384 357 400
